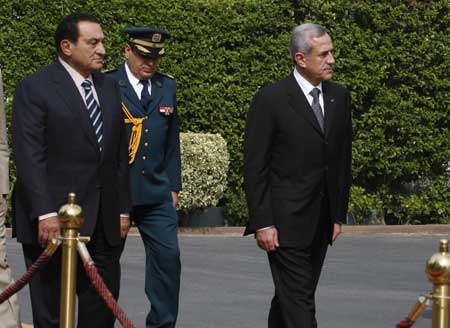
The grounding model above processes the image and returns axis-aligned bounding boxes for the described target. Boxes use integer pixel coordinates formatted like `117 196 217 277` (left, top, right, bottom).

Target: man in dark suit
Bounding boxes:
108 27 181 328
244 23 352 328
11 13 131 328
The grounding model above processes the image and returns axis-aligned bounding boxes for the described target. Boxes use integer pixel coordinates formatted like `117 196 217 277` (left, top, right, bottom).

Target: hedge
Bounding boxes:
1 0 448 225
178 132 229 212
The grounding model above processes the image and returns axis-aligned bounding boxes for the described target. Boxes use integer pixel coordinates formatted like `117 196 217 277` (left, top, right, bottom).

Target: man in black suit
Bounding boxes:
12 13 131 328
244 23 352 328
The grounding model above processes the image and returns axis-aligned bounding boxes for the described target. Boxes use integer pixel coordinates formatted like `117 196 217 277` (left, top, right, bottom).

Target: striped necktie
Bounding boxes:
81 79 103 151
310 88 324 133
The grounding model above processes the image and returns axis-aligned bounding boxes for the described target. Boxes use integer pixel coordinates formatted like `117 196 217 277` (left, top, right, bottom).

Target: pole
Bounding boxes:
58 193 84 328
432 285 450 328
426 239 450 328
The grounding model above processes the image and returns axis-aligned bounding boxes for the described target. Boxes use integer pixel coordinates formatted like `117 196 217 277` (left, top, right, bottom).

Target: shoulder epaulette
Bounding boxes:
103 68 117 74
157 72 175 79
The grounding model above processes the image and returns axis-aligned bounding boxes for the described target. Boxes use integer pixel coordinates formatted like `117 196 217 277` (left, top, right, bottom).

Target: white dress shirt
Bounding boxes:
58 56 100 106
293 68 324 115
125 62 152 99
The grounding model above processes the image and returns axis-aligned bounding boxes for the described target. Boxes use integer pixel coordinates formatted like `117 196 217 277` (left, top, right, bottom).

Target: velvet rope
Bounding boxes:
0 240 60 304
77 241 136 328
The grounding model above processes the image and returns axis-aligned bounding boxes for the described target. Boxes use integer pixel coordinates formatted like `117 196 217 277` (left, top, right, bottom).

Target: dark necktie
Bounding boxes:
81 80 103 150
310 88 324 133
140 80 151 108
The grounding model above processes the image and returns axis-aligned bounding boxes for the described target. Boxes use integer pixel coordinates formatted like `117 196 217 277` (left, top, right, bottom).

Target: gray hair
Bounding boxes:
290 23 327 59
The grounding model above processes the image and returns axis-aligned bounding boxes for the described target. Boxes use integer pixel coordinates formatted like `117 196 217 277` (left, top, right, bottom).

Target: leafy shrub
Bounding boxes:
178 132 229 212
1 0 448 225
348 186 384 225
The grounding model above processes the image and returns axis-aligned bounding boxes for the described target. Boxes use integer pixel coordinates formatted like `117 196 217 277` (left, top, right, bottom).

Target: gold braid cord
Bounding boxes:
121 102 145 164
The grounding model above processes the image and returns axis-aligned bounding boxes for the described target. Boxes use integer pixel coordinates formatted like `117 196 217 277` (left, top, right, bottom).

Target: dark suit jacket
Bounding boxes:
12 61 131 246
244 73 352 248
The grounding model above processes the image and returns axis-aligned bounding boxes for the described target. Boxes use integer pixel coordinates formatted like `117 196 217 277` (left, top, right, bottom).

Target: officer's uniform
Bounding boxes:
108 27 182 328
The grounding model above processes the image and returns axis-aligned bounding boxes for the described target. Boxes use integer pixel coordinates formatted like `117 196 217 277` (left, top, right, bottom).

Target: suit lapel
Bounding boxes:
51 62 99 151
322 81 336 139
286 73 323 136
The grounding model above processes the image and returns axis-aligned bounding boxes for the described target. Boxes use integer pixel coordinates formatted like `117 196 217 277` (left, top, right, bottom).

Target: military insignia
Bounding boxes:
152 33 162 42
159 106 174 116
103 68 117 74
159 72 174 79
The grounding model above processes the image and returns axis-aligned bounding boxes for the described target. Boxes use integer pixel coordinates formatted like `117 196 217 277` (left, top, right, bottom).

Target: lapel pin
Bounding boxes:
330 98 334 103
156 80 162 88
118 80 126 86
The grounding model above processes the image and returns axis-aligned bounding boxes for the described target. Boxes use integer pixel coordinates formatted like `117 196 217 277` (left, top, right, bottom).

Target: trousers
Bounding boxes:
133 202 181 328
267 194 331 328
23 215 122 328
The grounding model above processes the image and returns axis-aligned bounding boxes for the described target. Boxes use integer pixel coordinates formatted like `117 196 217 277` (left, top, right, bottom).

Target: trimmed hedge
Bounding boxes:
178 132 229 212
1 0 449 224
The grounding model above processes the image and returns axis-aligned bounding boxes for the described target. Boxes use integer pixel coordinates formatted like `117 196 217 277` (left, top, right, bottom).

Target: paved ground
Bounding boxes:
6 232 447 328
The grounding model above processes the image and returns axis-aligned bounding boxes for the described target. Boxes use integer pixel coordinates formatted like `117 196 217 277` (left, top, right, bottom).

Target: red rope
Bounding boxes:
84 261 136 328
395 294 430 327
0 246 56 304
396 318 414 328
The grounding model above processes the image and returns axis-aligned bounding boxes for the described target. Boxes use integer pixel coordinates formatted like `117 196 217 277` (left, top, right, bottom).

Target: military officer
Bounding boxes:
108 27 182 328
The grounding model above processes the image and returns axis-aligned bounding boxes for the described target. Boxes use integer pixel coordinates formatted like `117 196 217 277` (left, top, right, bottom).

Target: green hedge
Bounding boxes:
1 0 449 224
178 132 229 212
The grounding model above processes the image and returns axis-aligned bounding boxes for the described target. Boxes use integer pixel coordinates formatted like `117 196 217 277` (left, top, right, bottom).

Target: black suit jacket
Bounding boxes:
244 73 352 248
12 61 131 246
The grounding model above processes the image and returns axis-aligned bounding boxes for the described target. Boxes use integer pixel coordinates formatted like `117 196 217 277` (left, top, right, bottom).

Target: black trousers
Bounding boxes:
267 198 331 328
23 217 122 328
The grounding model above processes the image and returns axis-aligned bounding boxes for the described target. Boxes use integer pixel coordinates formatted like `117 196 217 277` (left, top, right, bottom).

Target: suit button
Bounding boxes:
144 142 149 147
142 156 147 160
141 170 146 175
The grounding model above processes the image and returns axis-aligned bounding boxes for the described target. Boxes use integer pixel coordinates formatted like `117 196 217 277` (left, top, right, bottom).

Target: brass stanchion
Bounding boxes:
426 239 450 328
58 193 84 328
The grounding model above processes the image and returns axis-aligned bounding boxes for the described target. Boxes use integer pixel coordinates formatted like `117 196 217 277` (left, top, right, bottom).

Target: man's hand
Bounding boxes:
332 223 342 242
38 217 61 248
120 216 130 239
171 192 179 209
255 227 279 252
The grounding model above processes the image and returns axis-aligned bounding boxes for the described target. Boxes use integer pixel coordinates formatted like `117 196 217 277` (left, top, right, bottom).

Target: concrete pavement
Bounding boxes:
5 230 448 327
